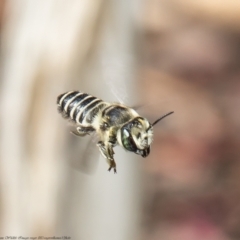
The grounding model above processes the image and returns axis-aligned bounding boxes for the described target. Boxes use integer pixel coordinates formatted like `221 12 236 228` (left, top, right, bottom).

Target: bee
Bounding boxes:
57 91 173 173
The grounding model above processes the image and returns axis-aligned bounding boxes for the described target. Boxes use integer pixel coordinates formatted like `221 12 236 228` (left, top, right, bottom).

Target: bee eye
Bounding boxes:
137 133 141 138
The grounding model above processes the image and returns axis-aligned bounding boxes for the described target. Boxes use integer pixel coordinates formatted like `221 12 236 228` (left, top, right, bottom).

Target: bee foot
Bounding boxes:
108 168 117 174
71 130 86 137
108 161 117 174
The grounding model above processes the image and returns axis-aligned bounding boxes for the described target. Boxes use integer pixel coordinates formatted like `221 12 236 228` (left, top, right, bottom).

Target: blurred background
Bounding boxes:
0 0 240 239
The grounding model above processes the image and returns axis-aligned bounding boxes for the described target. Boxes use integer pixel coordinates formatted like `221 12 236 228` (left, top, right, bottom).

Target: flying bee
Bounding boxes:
57 91 173 173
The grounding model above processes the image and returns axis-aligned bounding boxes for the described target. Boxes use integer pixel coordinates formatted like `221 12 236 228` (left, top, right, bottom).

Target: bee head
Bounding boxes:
117 112 174 157
117 117 153 158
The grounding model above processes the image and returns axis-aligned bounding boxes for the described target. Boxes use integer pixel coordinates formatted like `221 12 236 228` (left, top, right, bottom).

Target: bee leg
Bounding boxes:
71 130 86 137
71 126 95 137
97 141 117 174
107 146 116 174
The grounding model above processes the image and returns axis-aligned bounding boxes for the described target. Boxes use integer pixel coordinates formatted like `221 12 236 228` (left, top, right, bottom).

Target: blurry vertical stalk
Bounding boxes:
0 0 141 239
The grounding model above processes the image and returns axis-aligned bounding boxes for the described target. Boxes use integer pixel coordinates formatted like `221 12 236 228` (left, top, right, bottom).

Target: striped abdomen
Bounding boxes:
57 91 106 126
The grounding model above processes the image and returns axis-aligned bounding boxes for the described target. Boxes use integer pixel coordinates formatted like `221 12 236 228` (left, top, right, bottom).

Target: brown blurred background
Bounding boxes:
1 0 240 240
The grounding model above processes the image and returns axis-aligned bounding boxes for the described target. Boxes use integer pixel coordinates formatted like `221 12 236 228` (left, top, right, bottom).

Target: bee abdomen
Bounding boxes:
57 91 105 125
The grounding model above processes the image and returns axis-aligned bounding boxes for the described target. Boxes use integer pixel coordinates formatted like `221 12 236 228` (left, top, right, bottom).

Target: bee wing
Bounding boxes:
100 46 135 105
67 128 100 175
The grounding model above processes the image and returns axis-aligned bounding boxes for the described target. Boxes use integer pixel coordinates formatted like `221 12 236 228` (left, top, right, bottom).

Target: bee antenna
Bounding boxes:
152 111 174 127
